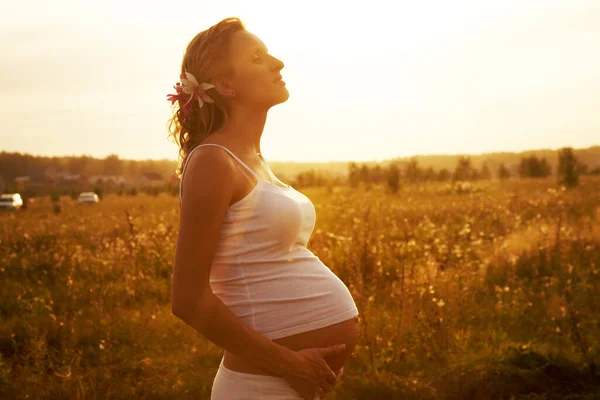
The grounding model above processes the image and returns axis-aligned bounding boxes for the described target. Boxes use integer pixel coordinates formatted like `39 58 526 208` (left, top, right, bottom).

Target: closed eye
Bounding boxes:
252 47 269 61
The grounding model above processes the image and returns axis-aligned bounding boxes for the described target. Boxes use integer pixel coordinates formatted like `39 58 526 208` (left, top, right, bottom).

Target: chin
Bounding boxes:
268 88 290 108
277 89 290 104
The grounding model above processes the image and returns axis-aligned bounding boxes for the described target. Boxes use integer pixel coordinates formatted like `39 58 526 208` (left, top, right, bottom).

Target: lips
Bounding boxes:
273 75 283 83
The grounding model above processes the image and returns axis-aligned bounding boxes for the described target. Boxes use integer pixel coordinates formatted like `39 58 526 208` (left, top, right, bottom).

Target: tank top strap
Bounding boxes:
178 143 260 208
195 144 260 180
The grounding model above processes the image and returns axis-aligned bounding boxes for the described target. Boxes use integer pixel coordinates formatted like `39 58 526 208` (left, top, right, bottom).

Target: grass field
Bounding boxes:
1 177 600 399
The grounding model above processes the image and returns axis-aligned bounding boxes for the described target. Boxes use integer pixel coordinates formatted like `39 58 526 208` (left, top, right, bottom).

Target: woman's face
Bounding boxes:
225 30 289 109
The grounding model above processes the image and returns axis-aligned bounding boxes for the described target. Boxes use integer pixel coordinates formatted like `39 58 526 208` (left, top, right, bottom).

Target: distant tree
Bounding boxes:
294 169 331 188
126 160 140 180
67 156 90 175
296 170 313 187
437 168 451 181
387 163 400 193
307 169 317 186
359 164 370 184
348 162 360 188
479 162 492 180
370 165 384 184
557 147 579 188
519 156 551 178
103 154 124 176
453 156 477 181
404 158 421 183
423 166 436 182
498 163 511 180
518 159 527 178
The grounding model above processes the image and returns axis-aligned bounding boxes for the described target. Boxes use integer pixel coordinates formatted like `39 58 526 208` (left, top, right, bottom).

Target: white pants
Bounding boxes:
211 358 343 400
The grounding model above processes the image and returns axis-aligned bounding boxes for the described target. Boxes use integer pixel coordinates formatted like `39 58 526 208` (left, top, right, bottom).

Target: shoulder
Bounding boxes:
183 145 236 182
180 145 238 206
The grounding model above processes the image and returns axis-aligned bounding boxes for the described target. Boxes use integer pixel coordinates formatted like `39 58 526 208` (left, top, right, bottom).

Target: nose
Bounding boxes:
270 55 284 71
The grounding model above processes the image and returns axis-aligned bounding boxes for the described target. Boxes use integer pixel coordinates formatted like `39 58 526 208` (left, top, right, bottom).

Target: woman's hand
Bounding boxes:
280 344 346 400
286 367 344 400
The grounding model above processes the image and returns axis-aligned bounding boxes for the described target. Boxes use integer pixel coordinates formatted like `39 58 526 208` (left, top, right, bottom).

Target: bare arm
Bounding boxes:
171 147 342 389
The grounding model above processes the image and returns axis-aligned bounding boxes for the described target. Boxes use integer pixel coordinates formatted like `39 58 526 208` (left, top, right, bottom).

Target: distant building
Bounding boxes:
14 175 55 191
141 172 164 188
58 173 90 187
88 175 126 186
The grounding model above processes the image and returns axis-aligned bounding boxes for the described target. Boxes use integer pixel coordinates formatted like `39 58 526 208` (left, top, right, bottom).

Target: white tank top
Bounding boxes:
179 143 359 339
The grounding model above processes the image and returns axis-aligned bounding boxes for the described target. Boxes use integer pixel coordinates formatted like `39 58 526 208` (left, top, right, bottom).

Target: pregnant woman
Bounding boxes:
169 17 360 399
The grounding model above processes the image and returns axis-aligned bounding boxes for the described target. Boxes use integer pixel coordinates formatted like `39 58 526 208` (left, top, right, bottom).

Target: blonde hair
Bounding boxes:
167 17 245 177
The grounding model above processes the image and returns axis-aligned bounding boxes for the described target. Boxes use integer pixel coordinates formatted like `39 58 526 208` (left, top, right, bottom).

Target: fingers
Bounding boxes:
320 367 340 393
320 344 346 358
326 370 337 387
315 386 327 400
294 346 346 397
320 378 333 393
315 387 326 400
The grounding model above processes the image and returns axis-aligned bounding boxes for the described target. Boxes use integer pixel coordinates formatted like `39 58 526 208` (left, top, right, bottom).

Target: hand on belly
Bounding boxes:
275 317 360 399
283 358 346 400
275 315 360 373
223 315 360 376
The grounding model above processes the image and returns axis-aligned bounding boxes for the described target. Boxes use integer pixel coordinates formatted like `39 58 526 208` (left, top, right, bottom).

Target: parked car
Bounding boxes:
0 193 24 210
77 192 100 204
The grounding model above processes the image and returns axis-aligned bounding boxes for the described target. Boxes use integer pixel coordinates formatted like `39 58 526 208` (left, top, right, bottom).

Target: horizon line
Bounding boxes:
2 144 599 164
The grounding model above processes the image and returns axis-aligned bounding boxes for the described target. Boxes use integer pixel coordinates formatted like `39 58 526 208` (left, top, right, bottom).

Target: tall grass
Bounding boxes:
1 178 599 399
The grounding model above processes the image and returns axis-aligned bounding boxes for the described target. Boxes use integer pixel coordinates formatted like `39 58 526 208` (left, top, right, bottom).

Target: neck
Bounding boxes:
220 105 268 155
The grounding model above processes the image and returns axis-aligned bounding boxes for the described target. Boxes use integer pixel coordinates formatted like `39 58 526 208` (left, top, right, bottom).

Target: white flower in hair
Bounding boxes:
179 71 215 108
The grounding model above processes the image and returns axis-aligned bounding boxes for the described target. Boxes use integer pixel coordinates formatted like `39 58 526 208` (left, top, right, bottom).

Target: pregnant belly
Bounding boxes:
223 315 360 376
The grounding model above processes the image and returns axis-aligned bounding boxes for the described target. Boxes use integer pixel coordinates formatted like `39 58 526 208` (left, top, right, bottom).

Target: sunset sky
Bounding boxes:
1 0 599 162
